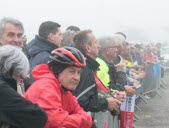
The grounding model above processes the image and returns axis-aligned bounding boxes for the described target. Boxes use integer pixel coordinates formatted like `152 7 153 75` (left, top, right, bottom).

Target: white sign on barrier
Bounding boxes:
120 95 136 128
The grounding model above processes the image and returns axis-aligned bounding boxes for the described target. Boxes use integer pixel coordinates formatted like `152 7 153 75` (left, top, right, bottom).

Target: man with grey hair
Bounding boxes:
113 32 135 96
96 36 126 91
0 17 32 92
66 25 80 32
0 45 47 128
96 36 126 128
0 17 29 92
0 17 24 48
60 30 76 47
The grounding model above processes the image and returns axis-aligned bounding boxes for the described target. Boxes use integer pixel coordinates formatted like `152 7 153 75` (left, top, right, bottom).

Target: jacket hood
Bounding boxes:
32 64 56 81
29 35 58 57
98 56 114 67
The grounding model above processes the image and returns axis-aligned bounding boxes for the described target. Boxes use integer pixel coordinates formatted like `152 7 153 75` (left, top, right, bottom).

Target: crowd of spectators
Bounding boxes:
0 17 165 128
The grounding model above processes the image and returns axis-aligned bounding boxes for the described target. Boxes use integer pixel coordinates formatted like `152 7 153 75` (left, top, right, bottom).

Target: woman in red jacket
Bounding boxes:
24 47 94 128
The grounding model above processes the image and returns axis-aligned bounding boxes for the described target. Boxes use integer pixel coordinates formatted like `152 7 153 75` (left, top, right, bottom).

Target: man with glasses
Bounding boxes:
95 36 126 128
96 36 125 91
113 32 135 96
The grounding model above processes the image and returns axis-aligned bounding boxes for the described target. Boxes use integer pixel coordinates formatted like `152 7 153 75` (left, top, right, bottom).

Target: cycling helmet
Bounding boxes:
48 46 86 67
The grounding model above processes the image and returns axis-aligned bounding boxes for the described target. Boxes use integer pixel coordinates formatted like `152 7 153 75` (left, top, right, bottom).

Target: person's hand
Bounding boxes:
114 63 124 72
130 69 137 72
133 80 140 87
124 85 135 96
106 97 122 111
93 119 97 124
113 91 126 102
92 120 97 128
138 72 146 79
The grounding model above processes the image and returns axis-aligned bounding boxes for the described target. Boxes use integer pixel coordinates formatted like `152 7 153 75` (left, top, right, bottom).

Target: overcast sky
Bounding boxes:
0 0 169 43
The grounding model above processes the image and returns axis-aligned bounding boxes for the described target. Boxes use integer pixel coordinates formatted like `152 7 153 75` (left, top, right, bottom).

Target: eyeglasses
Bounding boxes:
105 46 118 50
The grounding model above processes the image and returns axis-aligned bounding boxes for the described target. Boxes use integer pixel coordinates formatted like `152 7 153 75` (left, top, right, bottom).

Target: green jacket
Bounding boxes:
96 57 110 86
96 56 126 92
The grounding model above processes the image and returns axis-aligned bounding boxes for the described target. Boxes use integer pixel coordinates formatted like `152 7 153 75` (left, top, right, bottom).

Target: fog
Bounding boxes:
0 0 169 43
0 1 169 127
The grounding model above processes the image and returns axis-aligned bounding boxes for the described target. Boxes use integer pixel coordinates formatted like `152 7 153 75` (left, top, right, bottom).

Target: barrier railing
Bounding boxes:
141 64 162 96
134 63 168 124
93 64 167 128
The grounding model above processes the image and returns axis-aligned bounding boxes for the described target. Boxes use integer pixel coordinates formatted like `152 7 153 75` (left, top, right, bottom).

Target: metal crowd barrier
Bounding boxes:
93 64 168 128
141 64 162 96
93 111 119 128
134 63 168 123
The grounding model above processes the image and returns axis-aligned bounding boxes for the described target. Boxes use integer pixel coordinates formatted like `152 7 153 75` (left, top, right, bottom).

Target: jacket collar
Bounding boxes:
98 55 114 67
29 35 58 57
34 35 58 50
85 55 100 71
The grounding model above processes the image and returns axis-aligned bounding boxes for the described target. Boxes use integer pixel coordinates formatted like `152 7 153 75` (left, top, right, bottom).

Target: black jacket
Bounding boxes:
0 75 47 128
25 35 58 90
72 55 108 112
29 35 58 70
98 56 126 91
135 52 143 65
113 55 127 91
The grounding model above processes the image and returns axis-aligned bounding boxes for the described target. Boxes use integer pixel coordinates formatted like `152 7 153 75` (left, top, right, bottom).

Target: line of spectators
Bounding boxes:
0 17 164 128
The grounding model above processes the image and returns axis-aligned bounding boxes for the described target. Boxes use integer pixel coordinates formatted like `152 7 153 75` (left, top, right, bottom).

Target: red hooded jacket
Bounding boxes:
24 64 92 128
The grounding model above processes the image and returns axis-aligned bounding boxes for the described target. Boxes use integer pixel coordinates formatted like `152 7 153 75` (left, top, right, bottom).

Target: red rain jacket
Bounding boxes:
24 64 92 128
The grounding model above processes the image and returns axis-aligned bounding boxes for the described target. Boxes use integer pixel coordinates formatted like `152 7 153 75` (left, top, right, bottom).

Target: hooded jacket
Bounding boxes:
25 35 58 90
24 64 92 128
29 35 58 69
0 75 47 128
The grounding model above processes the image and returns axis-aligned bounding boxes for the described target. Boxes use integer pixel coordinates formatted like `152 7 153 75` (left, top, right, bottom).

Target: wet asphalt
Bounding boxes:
134 72 169 128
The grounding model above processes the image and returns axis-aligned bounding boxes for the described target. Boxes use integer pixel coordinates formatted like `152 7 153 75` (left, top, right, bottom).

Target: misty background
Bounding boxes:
0 0 169 44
